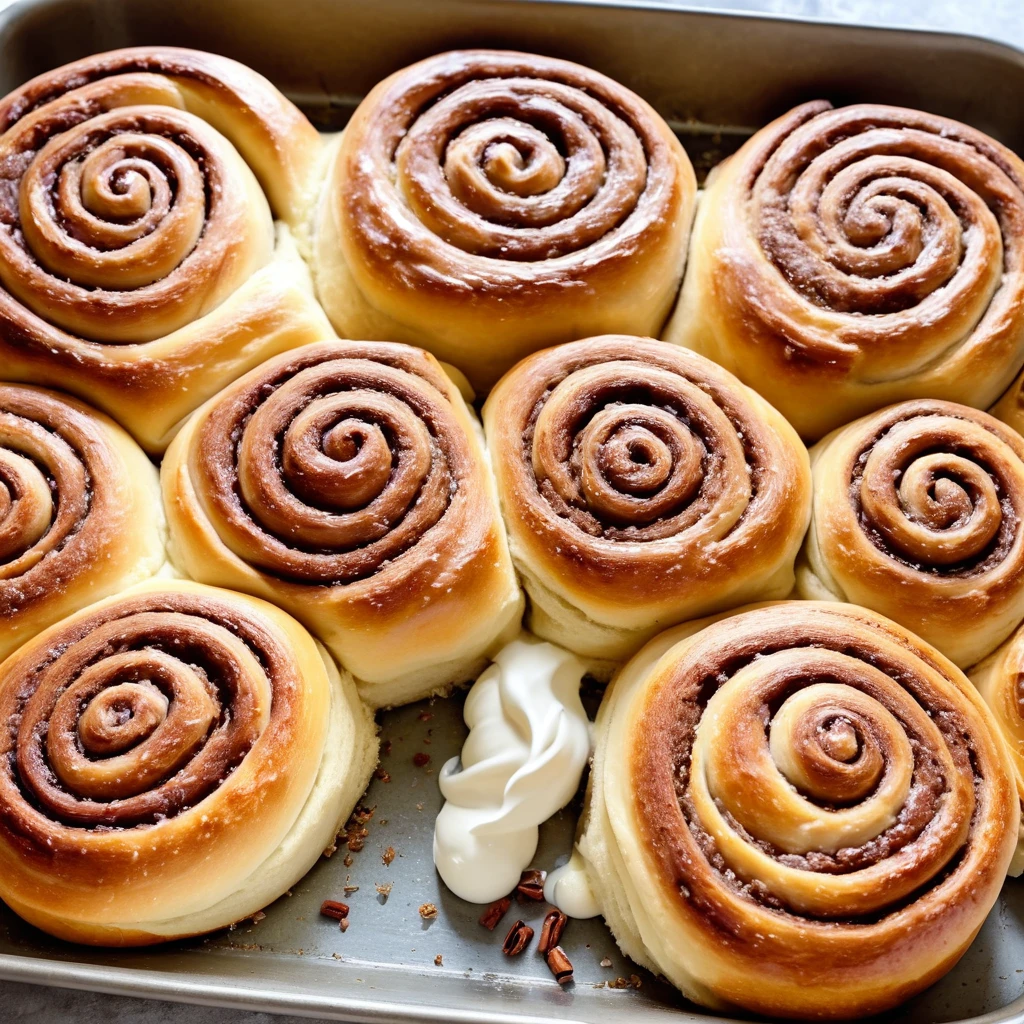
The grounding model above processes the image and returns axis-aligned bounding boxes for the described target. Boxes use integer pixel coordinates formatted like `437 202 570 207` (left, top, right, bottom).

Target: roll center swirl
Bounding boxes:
76 681 170 756
858 415 1010 567
395 76 647 260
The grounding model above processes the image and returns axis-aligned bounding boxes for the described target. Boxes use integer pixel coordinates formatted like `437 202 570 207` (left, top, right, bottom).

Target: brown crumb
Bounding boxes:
374 767 391 783
343 854 353 868
416 803 424 812
249 911 266 924
379 818 388 826
478 896 512 931
516 869 546 900
547 946 573 986
375 882 393 899
419 903 438 920
343 885 359 895
418 710 433 722
501 920 533 956
322 839 338 858
608 975 645 989
413 752 431 767
339 918 350 933
342 804 375 853
537 910 567 954
600 957 613 968
320 900 349 921
382 846 396 866
382 739 392 756
434 954 443 966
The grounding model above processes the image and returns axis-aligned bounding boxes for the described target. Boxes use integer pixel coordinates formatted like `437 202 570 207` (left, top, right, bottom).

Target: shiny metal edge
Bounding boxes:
0 1 1022 1021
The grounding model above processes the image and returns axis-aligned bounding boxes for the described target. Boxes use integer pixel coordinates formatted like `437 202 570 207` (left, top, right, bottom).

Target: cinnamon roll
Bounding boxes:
664 101 1024 440
580 601 1018 1019
162 339 523 707
991 371 1024 437
312 50 696 392
968 624 1024 874
0 47 331 453
797 400 1024 668
0 579 377 945
0 383 165 663
482 336 811 662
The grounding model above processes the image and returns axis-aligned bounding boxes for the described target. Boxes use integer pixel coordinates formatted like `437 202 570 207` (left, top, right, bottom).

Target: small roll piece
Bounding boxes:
0 580 377 945
162 339 523 707
580 601 1018 1019
483 336 811 662
991 370 1024 437
313 50 696 391
969 625 1024 875
797 400 1024 668
0 47 331 452
0 383 165 663
665 101 1024 440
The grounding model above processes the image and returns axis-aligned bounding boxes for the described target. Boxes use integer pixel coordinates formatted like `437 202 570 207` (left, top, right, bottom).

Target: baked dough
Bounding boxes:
797 400 1024 667
0 383 165 663
162 339 523 707
580 601 1018 1018
0 579 377 945
0 47 332 453
483 336 811 662
311 50 696 392
665 101 1024 440
968 623 1024 875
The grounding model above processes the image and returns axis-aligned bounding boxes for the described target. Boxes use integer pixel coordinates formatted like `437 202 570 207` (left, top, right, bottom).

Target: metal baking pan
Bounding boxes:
2 0 1024 1021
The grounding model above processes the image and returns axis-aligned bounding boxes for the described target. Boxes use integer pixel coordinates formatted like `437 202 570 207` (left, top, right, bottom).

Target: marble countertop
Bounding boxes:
4 0 1024 1021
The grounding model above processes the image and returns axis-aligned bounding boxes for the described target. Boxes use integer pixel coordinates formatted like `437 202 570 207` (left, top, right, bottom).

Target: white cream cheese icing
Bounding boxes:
544 848 600 919
433 636 590 904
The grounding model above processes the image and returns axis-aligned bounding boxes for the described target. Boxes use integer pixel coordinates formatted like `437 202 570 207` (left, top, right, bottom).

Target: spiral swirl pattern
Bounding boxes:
665 101 1024 440
317 49 696 390
483 336 811 661
0 47 327 452
2 105 263 344
798 400 1024 668
0 580 374 945
581 602 1018 1019
0 383 165 662
162 340 522 705
8 601 273 829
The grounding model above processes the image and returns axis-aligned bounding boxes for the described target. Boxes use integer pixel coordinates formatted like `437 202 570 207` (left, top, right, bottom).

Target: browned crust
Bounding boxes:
484 335 810 612
623 602 1015 1015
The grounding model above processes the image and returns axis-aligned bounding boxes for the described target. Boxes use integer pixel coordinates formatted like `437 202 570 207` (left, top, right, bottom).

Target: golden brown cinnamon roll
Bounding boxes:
0 580 377 945
580 601 1018 1019
797 400 1024 668
162 339 523 707
482 336 811 662
0 383 165 663
312 50 696 392
0 47 330 453
664 101 1024 440
969 624 1024 874
991 370 1024 436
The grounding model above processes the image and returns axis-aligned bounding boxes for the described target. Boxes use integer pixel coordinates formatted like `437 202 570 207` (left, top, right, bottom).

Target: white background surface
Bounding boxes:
2 0 1024 1020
